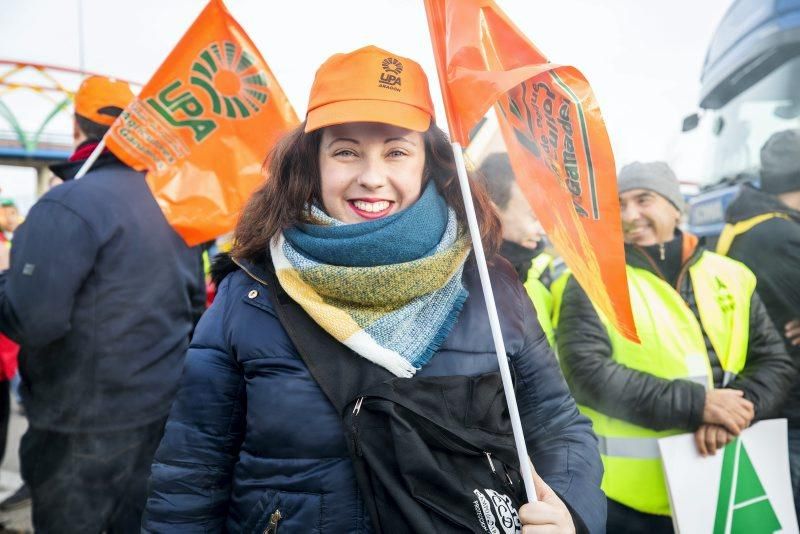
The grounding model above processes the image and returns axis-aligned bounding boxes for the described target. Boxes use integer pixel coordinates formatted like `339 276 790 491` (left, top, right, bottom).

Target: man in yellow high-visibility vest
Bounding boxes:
555 161 795 533
478 152 555 345
719 129 800 517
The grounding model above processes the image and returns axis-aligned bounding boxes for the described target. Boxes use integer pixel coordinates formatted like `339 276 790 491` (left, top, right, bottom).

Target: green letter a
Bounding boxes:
713 438 781 534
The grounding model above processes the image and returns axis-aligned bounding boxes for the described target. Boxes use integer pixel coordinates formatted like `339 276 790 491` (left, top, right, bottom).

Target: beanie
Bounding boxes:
618 161 685 212
760 129 800 195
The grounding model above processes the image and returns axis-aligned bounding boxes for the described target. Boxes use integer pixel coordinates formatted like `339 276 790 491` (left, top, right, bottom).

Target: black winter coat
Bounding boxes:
557 237 794 432
142 255 606 532
725 185 800 427
0 156 205 432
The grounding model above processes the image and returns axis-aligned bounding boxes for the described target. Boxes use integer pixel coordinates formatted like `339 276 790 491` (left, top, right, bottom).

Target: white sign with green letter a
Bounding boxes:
659 419 798 533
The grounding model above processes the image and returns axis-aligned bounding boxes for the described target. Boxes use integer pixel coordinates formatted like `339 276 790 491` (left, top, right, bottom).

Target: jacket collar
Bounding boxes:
211 252 273 287
49 149 124 181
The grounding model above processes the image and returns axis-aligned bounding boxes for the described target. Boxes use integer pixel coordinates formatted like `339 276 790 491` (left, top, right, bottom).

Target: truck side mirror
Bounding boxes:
682 113 700 132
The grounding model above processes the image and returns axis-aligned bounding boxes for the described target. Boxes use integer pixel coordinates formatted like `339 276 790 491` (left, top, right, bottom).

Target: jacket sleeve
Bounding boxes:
0 199 100 346
510 276 605 534
727 291 796 419
142 275 245 533
556 276 706 432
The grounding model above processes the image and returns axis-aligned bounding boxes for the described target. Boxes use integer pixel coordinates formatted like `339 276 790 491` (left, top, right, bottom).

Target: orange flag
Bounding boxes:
106 0 298 246
424 0 638 341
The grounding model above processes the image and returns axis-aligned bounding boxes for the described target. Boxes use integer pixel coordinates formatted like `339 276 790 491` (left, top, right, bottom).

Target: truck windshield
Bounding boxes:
705 55 800 186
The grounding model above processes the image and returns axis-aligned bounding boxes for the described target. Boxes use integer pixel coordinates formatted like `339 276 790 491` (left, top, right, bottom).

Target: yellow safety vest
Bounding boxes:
553 251 755 516
202 250 211 276
523 271 554 346
716 212 790 255
529 252 554 280
549 271 570 329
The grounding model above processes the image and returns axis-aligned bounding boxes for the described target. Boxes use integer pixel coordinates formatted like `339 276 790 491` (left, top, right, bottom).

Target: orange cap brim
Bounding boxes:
305 99 431 133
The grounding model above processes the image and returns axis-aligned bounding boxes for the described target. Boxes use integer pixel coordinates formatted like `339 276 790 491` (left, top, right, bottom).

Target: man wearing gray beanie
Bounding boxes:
720 129 800 516
555 160 793 532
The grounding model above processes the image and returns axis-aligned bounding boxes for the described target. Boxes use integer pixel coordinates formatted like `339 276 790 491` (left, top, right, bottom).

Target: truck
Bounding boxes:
683 0 800 241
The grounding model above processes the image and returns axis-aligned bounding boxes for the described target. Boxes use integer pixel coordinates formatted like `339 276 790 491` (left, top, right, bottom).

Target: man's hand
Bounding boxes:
694 424 734 456
519 464 576 533
785 319 800 347
702 388 754 435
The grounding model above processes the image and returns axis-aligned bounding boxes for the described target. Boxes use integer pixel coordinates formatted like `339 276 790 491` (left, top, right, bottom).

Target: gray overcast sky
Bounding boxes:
1 0 731 211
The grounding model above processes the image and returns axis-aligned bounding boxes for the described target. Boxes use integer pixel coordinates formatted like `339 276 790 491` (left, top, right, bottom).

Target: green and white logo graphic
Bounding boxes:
189 41 270 119
146 40 270 143
713 437 781 534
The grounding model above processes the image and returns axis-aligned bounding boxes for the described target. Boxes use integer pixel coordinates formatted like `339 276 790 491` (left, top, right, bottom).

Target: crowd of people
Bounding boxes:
0 43 797 534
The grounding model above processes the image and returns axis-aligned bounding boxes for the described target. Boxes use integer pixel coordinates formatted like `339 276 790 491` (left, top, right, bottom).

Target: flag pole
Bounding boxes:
74 137 106 180
451 141 538 503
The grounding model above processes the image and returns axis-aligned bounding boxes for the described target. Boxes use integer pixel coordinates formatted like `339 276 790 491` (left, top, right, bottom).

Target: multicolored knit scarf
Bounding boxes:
271 183 471 377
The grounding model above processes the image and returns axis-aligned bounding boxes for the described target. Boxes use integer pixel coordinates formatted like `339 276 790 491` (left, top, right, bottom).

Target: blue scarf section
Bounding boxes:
284 181 449 267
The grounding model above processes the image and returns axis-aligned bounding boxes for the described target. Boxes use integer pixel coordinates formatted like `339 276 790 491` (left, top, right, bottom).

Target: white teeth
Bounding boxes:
353 200 390 213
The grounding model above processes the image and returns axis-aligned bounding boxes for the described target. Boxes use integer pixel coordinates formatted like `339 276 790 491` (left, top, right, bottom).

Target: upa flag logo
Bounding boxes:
659 419 798 534
144 41 271 144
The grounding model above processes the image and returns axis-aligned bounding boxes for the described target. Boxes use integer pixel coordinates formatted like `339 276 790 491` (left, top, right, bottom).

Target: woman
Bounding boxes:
142 46 604 533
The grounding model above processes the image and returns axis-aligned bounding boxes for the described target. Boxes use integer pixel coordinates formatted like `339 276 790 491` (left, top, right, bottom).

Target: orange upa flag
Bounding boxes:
424 0 638 342
106 0 298 246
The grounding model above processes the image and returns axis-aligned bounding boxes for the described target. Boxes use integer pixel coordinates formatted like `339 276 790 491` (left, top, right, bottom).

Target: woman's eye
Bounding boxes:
334 149 357 158
387 149 407 158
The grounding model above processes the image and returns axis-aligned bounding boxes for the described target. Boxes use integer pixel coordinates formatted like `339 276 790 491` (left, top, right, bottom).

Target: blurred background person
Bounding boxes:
0 75 205 533
718 129 800 516
0 200 20 238
478 152 555 344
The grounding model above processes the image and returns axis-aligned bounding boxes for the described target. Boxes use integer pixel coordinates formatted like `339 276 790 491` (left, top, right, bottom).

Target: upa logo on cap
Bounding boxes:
378 57 403 91
146 40 270 143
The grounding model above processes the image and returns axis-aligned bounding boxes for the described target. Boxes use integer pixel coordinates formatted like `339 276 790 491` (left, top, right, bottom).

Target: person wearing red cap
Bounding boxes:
142 46 604 533
0 75 206 531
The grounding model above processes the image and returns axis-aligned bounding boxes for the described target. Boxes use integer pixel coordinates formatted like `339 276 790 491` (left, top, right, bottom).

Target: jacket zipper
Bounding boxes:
264 509 281 534
633 245 667 280
486 451 518 489
351 397 365 457
632 245 693 292
485 451 496 473
232 257 270 286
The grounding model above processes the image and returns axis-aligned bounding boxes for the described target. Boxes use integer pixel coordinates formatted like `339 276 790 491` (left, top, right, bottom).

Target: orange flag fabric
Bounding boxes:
424 0 638 341
106 0 298 246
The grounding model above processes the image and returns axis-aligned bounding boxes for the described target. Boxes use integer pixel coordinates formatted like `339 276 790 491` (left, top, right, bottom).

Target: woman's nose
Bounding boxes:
356 157 388 190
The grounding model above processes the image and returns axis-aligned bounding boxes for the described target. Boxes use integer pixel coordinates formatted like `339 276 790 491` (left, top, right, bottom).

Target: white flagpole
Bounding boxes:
74 137 106 180
451 141 538 503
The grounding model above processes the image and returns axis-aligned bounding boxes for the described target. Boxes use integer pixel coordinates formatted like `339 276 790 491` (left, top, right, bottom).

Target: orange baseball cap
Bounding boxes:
305 45 434 133
74 75 134 126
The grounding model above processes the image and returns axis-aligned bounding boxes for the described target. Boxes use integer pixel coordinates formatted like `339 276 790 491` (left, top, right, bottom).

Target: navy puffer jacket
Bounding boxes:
142 256 605 533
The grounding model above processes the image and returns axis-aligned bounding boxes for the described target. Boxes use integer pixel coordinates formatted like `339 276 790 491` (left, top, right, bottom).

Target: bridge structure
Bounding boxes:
0 60 138 194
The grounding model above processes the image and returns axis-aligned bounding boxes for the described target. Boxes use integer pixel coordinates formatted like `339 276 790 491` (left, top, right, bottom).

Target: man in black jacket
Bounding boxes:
556 161 794 533
0 76 205 532
719 129 800 516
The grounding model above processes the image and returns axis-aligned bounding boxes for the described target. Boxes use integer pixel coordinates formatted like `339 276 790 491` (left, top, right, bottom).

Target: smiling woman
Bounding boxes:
319 122 426 223
141 45 605 533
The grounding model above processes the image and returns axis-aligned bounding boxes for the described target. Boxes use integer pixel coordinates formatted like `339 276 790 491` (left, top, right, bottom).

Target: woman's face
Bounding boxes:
319 122 426 224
